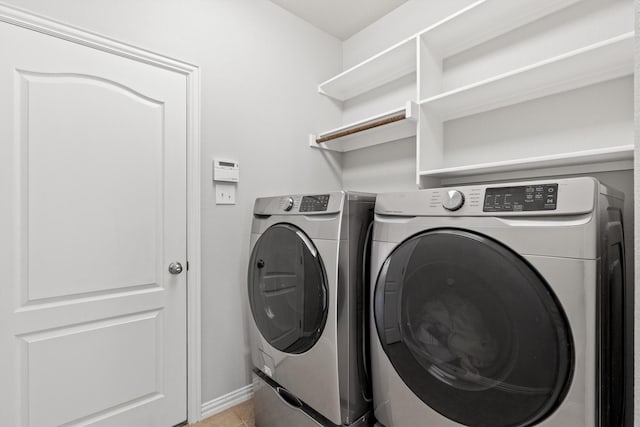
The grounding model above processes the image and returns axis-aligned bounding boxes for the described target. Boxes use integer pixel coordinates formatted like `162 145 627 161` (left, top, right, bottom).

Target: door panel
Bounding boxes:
22 72 163 302
0 20 187 427
23 311 162 427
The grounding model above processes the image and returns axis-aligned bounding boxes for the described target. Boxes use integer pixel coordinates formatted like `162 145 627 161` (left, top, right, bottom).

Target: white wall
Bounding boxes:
342 0 474 68
0 0 344 404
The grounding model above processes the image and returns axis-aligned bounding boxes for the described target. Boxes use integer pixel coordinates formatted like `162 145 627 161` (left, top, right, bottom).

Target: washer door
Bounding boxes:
249 223 328 354
374 229 574 427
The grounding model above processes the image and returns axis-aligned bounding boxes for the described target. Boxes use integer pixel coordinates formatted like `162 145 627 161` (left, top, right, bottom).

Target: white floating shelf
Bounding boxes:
316 0 579 102
419 145 634 178
311 102 418 152
421 0 581 58
318 37 416 101
419 33 634 122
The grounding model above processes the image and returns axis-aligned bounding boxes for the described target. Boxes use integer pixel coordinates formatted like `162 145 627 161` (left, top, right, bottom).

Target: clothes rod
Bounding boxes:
315 112 407 144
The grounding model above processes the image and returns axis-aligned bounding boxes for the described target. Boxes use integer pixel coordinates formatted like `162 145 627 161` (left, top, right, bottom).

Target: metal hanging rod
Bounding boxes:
315 111 407 144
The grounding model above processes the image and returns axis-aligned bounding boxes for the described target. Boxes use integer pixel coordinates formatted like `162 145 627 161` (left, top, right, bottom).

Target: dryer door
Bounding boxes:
374 229 574 427
249 223 328 354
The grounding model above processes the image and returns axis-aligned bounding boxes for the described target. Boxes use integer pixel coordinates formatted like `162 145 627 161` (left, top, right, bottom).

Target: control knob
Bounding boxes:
442 190 465 211
283 197 294 211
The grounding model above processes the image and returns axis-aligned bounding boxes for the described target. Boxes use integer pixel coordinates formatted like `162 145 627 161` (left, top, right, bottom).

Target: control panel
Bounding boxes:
212 159 239 182
300 194 330 212
483 184 558 212
375 178 596 217
275 194 332 213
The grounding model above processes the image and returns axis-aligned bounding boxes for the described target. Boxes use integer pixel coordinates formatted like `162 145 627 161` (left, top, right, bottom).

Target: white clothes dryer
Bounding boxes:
370 177 627 427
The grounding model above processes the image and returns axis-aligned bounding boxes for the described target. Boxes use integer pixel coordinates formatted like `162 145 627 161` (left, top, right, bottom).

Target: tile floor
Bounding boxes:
190 400 254 427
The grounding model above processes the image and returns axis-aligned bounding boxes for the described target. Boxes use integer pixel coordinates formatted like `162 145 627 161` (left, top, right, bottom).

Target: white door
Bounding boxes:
0 18 188 427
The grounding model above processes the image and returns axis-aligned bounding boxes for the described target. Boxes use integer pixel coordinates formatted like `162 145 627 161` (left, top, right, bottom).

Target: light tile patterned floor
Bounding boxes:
190 400 254 427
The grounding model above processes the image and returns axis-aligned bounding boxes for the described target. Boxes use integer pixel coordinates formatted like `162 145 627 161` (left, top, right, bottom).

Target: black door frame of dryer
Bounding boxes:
249 223 329 354
374 228 574 427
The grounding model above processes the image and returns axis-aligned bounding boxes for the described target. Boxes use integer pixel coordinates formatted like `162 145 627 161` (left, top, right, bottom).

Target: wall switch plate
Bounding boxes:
215 183 236 205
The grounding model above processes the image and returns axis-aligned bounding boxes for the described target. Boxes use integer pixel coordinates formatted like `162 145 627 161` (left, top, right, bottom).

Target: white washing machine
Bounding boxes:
370 177 627 427
248 192 375 426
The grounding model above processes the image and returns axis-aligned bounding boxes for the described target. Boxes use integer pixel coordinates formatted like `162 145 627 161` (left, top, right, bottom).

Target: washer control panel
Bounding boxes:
299 194 330 212
375 178 597 217
483 184 558 212
256 192 344 216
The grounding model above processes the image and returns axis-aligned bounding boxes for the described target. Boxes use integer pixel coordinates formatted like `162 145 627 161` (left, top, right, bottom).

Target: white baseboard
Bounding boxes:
200 383 254 419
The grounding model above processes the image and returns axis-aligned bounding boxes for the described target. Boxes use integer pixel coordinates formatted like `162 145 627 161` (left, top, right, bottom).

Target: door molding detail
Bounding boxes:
0 2 203 423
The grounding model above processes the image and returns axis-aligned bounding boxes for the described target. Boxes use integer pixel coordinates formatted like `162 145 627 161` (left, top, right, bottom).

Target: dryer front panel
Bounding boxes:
249 223 328 355
373 228 574 427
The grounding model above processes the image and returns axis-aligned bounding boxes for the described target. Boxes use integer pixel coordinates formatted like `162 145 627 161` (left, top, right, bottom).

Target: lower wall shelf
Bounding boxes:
310 102 417 152
419 145 634 179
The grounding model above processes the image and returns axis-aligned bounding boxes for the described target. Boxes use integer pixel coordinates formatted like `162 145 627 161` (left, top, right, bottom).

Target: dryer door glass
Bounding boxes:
374 229 573 427
249 223 328 354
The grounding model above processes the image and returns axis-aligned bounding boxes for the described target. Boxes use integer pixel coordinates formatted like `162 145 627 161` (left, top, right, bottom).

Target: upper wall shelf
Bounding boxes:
317 0 579 102
318 37 416 101
419 33 634 121
421 0 580 58
311 102 418 152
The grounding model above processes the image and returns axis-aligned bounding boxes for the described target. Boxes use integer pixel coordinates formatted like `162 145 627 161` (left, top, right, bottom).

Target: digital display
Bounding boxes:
483 184 558 212
300 194 330 212
219 161 236 167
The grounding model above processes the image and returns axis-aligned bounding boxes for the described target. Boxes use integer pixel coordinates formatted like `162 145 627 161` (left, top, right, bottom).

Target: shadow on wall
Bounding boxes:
342 137 417 193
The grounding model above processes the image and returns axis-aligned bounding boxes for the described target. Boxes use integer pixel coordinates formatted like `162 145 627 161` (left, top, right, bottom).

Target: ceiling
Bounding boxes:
268 0 409 40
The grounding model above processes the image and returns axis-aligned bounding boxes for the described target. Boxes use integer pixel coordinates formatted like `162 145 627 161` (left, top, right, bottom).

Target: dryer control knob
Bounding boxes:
442 190 465 211
283 197 294 211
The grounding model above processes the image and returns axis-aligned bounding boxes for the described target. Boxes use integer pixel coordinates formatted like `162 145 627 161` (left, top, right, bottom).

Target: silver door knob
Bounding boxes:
168 262 183 275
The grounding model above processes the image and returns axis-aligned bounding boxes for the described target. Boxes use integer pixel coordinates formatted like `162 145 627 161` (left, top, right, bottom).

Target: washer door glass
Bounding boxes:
249 223 328 354
374 229 574 427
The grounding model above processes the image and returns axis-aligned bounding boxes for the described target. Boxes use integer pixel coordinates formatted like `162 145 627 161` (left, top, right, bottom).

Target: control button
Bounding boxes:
283 197 294 211
547 187 555 193
442 190 465 211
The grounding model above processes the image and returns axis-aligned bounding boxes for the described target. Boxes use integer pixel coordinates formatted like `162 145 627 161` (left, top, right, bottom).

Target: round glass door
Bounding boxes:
374 229 574 427
249 223 328 354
